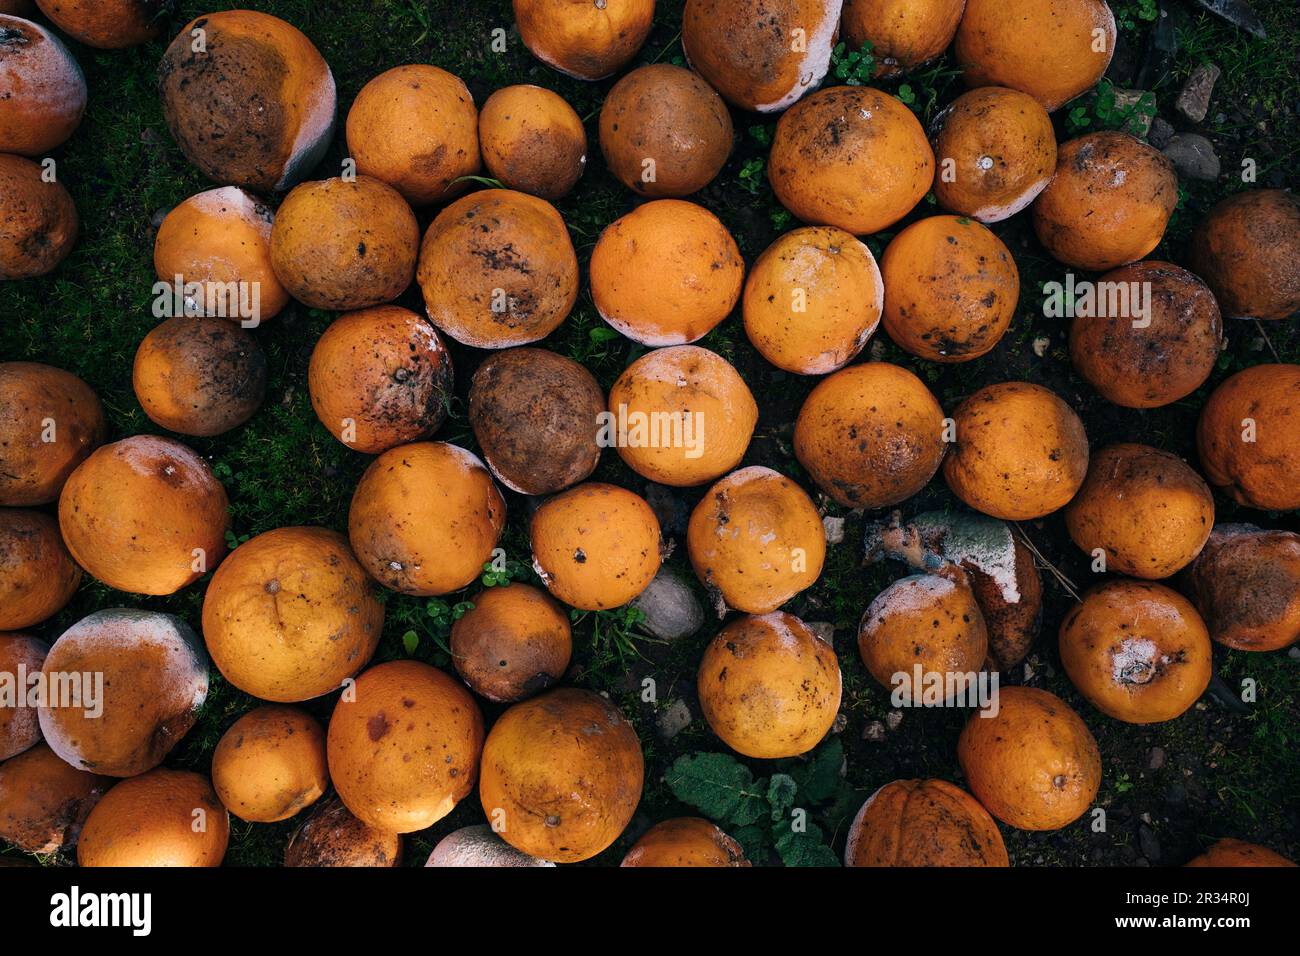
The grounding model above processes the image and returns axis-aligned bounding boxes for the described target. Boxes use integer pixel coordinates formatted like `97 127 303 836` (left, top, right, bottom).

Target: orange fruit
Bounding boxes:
590 200 744 346
770 86 934 235
742 226 883 375
930 86 1057 222
1033 132 1178 271
954 0 1116 112
881 215 1020 363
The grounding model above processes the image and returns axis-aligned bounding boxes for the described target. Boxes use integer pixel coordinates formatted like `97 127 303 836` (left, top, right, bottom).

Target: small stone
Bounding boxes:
822 515 845 545
656 699 692 740
1031 336 1051 357
885 710 903 731
831 712 848 735
629 566 704 642
1287 646 1300 661
1162 134 1220 182
806 621 836 648
1148 116 1175 149
1147 746 1166 770
868 339 887 362
862 720 886 742
1023 661 1035 682
1138 823 1162 862
1175 63 1221 123
1111 89 1155 138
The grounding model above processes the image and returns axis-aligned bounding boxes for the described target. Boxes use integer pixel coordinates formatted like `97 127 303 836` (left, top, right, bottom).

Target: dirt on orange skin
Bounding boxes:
271 176 419 311
697 611 842 759
327 660 484 834
943 381 1089 521
954 0 1115 112
687 465 826 615
202 526 384 702
882 215 1020 363
930 86 1057 223
1196 363 1300 511
599 64 732 198
958 685 1101 831
478 688 644 863
347 442 505 597
1069 261 1223 409
347 64 481 206
794 362 946 509
1059 580 1212 724
158 10 336 193
0 154 79 279
417 188 578 348
469 347 604 496
529 482 661 610
845 778 1010 866
1184 526 1300 653
1032 131 1178 272
212 705 328 823
769 86 934 235
450 584 572 703
1188 189 1300 321
1064 443 1214 580
481 84 587 201
308 306 452 454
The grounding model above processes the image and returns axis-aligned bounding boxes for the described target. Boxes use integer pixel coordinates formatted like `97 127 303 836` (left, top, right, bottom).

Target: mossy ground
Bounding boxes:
1 0 1297 867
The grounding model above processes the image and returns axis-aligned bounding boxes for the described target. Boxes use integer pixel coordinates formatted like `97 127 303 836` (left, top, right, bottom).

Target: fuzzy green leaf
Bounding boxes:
666 753 769 826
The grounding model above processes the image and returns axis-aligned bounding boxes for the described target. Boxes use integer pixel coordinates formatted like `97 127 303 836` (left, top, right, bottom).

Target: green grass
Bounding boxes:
1 0 1298 868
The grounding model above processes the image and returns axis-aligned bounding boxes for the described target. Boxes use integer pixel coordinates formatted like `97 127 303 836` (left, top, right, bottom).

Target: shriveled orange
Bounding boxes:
930 86 1056 222
845 779 1009 867
769 86 934 235
742 226 883 375
1033 132 1178 271
881 215 1019 363
1196 364 1300 511
794 362 946 509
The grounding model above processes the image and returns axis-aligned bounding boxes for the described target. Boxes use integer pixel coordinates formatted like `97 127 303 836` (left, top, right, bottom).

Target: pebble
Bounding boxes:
885 710 903 731
862 720 886 742
1148 116 1175 149
1163 133 1220 181
1139 823 1162 862
822 515 845 545
656 699 692 741
806 621 836 648
1147 746 1167 771
1031 336 1051 357
629 566 704 642
1175 63 1222 123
